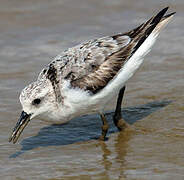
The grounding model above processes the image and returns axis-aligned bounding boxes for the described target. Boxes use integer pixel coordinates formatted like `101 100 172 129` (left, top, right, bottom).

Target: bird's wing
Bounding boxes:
39 7 174 98
69 34 132 94
39 34 131 95
62 34 131 93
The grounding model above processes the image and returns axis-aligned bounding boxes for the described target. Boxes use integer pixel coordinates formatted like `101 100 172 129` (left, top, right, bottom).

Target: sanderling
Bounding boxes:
9 7 175 143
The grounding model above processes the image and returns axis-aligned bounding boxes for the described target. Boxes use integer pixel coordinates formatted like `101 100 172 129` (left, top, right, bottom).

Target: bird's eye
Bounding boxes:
32 98 41 105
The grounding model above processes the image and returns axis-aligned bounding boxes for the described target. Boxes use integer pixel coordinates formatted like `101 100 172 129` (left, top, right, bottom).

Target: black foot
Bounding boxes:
115 117 129 131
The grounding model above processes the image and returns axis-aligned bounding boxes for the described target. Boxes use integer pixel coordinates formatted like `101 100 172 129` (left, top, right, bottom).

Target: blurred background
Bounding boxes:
0 0 183 179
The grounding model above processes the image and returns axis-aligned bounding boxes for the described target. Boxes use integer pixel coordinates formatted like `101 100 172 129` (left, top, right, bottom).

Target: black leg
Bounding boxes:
113 86 129 131
99 113 109 141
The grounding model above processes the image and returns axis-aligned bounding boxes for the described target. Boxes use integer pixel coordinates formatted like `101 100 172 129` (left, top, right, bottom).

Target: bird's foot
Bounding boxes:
116 118 130 131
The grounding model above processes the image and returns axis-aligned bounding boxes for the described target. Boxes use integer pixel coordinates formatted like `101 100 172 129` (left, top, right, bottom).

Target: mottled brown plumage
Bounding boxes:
37 7 175 97
69 9 173 94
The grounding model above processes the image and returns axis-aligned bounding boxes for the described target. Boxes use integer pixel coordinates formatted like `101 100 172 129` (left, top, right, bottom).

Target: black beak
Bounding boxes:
9 111 31 144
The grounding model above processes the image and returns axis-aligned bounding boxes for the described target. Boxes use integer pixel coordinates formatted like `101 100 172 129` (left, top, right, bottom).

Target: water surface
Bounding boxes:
0 0 184 179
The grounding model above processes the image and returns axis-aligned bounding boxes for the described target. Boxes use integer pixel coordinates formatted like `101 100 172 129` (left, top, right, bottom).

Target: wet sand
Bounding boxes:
0 0 184 179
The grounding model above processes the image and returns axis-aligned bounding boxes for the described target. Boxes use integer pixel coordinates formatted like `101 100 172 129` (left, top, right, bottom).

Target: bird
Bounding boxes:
9 7 175 144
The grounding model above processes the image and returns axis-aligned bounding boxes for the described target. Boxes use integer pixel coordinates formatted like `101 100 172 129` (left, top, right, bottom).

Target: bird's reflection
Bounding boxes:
98 127 134 179
99 141 112 169
115 128 134 179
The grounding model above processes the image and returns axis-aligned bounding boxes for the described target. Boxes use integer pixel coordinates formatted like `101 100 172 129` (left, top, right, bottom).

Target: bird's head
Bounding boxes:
9 79 57 143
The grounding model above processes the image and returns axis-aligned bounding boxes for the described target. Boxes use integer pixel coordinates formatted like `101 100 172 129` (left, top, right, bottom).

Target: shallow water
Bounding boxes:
0 0 184 179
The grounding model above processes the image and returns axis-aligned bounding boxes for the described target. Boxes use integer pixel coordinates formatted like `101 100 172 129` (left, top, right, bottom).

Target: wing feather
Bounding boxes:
70 7 173 94
39 7 174 97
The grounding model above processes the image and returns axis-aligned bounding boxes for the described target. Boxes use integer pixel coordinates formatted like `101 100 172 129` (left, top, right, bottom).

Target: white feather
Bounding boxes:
90 32 159 110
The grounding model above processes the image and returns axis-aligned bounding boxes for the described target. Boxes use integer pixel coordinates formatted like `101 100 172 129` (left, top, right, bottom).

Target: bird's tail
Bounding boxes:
126 7 175 53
